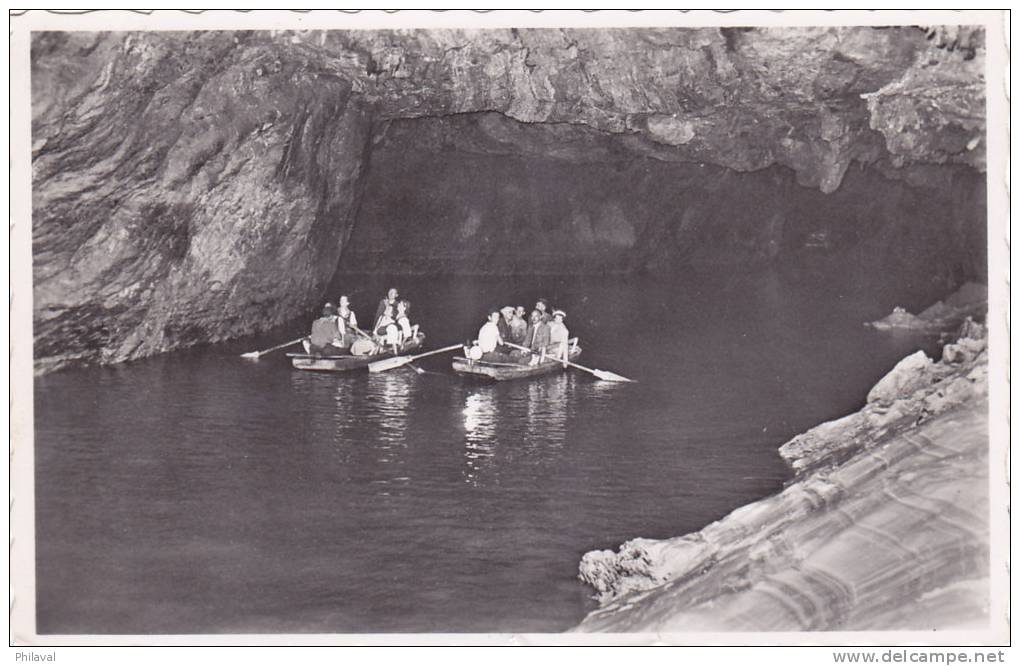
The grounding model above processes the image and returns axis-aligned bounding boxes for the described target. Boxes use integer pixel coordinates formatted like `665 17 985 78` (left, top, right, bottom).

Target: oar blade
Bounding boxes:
368 355 411 373
240 337 304 360
593 369 635 383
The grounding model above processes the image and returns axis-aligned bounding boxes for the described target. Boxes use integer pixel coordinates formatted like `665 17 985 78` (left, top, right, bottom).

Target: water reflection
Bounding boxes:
461 374 578 486
326 378 359 470
462 386 498 486
524 374 571 452
366 371 413 446
287 372 362 471
364 371 415 493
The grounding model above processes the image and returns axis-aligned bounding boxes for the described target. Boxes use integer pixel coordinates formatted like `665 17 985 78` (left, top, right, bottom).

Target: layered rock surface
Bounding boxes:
31 27 987 370
576 323 990 632
32 32 374 370
330 26 985 188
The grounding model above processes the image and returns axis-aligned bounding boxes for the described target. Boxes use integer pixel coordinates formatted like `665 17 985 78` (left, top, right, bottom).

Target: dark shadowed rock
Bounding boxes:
343 113 986 276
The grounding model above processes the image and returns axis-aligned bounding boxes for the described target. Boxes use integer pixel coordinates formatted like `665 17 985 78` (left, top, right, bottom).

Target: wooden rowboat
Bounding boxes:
451 344 582 381
287 335 423 372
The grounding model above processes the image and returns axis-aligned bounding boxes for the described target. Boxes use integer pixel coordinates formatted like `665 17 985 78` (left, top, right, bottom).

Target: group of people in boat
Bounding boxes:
304 288 570 366
304 287 419 357
467 297 571 366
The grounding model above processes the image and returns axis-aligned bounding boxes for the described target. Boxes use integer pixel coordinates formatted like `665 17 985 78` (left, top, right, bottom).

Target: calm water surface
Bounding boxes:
35 262 943 633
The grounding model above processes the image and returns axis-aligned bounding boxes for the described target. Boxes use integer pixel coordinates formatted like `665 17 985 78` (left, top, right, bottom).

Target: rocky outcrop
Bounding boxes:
868 282 988 332
865 26 986 172
32 32 374 370
31 27 987 370
329 26 985 189
576 324 989 632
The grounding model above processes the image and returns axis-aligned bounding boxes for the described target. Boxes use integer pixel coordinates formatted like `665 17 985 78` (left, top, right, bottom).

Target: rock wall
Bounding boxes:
30 27 988 370
327 26 985 189
575 322 989 632
343 113 986 278
32 32 374 370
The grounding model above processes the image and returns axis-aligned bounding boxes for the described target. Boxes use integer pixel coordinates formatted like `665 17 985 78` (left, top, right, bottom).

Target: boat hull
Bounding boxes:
451 346 582 381
287 336 423 372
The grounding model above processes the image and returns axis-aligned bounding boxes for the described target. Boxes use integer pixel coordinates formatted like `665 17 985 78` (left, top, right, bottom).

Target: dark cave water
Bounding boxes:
34 260 947 634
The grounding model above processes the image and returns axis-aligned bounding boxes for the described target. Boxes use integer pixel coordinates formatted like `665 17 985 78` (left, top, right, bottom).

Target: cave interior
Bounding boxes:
29 26 988 370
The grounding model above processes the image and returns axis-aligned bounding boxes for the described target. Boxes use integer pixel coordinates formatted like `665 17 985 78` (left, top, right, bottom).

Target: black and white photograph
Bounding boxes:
9 9 1009 650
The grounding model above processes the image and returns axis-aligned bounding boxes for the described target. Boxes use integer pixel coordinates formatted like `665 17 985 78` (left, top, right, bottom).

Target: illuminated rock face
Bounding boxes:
330 26 985 187
32 32 375 370
30 27 987 370
575 327 990 632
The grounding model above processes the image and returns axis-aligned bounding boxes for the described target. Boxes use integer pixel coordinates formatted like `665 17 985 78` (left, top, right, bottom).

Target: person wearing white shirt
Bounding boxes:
336 294 358 347
374 304 401 353
548 309 570 366
395 300 418 342
476 309 504 361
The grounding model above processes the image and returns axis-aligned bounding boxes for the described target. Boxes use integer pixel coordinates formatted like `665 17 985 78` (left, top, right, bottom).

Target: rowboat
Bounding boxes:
451 343 582 381
287 334 423 372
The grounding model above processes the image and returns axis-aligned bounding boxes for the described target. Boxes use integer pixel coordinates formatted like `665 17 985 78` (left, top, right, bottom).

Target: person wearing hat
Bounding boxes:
547 309 570 366
307 303 345 356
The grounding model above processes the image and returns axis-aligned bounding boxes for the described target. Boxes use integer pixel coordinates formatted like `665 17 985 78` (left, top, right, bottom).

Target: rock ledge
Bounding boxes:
576 322 989 632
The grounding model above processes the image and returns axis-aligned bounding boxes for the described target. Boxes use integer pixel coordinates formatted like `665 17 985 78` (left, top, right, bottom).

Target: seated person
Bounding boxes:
375 287 400 325
374 305 401 354
547 309 570 366
395 300 419 342
497 306 514 352
534 298 553 323
306 303 345 356
509 306 528 345
336 295 360 348
374 304 393 337
524 309 551 353
475 309 506 362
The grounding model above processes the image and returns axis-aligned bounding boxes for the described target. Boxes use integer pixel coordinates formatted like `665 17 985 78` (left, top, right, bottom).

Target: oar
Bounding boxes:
349 323 372 340
504 341 635 383
368 343 463 373
349 320 425 373
240 337 305 360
